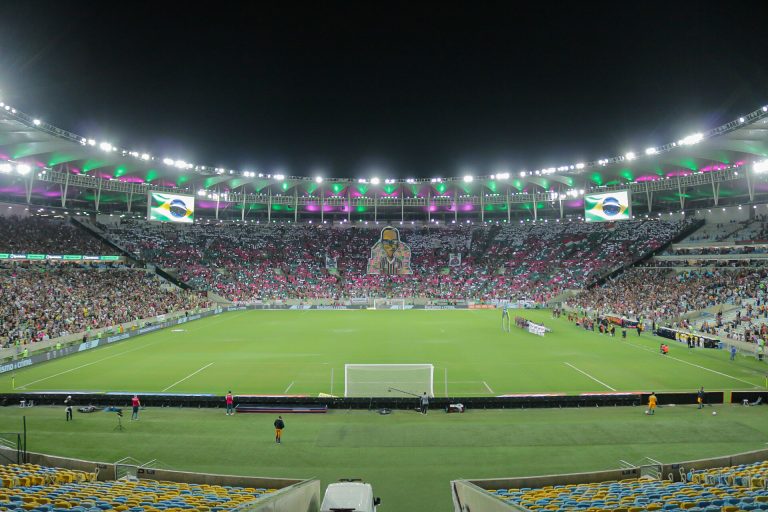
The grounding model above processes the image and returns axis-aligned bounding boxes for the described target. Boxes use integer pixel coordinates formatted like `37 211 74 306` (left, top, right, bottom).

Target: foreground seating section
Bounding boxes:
0 464 275 512
487 461 768 511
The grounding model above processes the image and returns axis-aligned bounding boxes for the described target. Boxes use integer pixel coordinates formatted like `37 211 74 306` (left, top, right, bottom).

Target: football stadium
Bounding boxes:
3 5 768 511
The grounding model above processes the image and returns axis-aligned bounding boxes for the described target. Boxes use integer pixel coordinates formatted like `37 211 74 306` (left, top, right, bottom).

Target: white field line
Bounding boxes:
162 363 214 392
17 342 158 390
564 362 616 391
483 381 494 393
284 381 295 393
626 342 760 388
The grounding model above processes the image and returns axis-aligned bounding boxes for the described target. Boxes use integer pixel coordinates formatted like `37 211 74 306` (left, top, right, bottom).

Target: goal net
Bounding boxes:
371 298 406 310
344 364 434 397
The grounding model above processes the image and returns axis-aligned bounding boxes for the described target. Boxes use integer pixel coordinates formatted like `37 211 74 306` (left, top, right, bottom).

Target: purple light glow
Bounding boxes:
119 176 145 183
0 187 25 194
0 153 9 160
665 170 691 178
461 204 474 212
565 200 584 208
635 175 660 182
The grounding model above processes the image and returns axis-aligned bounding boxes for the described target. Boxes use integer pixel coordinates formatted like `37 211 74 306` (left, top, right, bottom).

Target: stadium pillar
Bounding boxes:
454 186 459 223
294 187 298 223
559 194 564 219
320 185 324 223
126 185 134 213
506 188 510 223
480 190 484 222
427 190 431 223
532 196 538 220
268 189 272 222
677 179 686 210
348 188 351 222
241 186 246 221
711 173 720 206
645 183 653 213
374 192 378 222
60 170 70 208
215 190 220 220
94 178 102 212
746 170 755 202
401 188 404 222
23 172 34 204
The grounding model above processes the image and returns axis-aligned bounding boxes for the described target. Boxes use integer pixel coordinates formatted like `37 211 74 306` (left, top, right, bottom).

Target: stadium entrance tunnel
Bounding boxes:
0 391 725 411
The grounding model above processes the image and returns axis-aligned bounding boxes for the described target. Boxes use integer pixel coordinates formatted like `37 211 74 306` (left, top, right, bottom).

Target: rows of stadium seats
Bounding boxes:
0 464 275 512
489 473 768 511
99 218 695 303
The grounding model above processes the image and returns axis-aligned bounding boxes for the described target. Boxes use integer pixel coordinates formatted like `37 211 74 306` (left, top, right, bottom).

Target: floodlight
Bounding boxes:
163 158 174 165
33 119 41 126
315 176 323 183
739 117 745 123
99 142 113 152
16 164 31 175
680 133 703 145
625 152 636 161
645 147 657 155
520 171 526 177
575 163 585 170
0 163 11 173
463 175 473 182
753 159 768 174
371 177 380 185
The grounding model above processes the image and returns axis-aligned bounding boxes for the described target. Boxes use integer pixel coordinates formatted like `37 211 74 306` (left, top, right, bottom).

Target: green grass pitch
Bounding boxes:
5 309 768 395
2 310 768 511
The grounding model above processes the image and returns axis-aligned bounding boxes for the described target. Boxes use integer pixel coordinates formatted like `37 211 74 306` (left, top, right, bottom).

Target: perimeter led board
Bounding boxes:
147 192 195 223
584 190 631 222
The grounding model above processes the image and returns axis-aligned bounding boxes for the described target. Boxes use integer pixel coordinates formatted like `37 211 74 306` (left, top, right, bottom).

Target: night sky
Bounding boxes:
1 1 767 179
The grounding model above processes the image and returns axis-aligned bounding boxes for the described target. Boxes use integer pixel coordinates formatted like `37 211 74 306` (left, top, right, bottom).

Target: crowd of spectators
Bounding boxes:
0 265 208 348
0 216 116 255
102 218 695 303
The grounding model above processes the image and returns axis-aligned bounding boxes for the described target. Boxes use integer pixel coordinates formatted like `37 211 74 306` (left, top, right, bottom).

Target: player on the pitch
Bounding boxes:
501 304 510 332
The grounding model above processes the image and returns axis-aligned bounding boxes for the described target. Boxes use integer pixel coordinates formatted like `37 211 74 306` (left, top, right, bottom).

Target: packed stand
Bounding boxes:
0 265 208 348
0 216 116 255
102 218 694 303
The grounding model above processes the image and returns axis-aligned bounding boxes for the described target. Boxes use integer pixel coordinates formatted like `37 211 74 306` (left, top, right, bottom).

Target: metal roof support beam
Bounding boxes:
320 186 324 224
126 185 134 213
427 190 431 223
401 190 404 223
532 197 538 220
454 186 458 223
241 186 246 222
712 172 720 206
677 179 685 210
215 188 220 220
294 187 298 223
347 188 351 223
480 191 484 222
24 172 34 204
374 193 378 223
268 189 272 223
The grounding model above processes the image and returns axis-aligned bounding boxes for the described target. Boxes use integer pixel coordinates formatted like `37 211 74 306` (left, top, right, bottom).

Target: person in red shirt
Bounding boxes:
131 395 141 420
225 391 234 416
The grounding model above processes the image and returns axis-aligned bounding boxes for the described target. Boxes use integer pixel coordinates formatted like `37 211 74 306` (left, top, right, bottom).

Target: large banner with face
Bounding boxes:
367 226 413 275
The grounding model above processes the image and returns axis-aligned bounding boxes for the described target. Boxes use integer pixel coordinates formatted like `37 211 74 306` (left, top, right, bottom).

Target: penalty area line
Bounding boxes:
483 381 494 393
162 362 214 392
284 381 295 393
564 362 616 391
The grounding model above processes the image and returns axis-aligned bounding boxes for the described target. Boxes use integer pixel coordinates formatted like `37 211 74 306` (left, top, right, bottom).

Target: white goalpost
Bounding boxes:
344 364 434 397
371 298 407 310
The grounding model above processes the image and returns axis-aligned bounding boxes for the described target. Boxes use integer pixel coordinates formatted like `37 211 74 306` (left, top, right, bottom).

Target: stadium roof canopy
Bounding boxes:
1 99 768 220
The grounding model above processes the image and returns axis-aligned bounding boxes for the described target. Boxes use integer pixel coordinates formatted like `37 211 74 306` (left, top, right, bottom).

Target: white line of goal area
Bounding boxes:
625 341 760 388
162 362 215 392
483 381 495 393
564 362 616 391
16 341 160 390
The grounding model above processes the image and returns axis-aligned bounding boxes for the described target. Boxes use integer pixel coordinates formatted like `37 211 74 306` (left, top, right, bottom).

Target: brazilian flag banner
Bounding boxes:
147 192 195 223
584 190 631 222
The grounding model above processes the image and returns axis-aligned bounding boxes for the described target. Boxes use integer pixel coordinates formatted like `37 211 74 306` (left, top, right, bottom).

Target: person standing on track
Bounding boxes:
225 391 234 416
131 395 141 420
274 416 285 444
420 392 429 414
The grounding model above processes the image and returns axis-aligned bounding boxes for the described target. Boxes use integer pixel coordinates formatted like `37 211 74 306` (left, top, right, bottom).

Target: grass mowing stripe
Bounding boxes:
17 342 158 390
162 362 215 392
625 341 761 388
564 362 616 391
